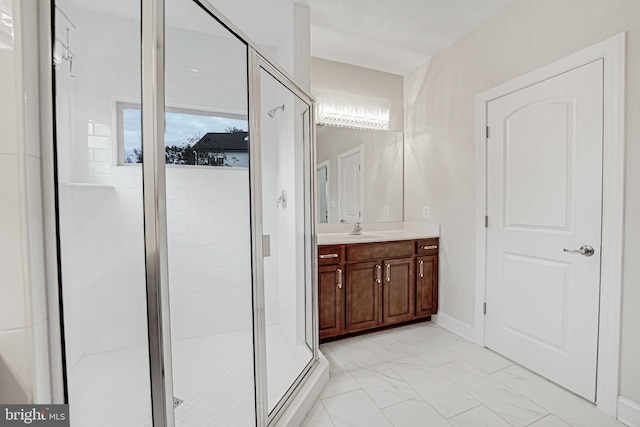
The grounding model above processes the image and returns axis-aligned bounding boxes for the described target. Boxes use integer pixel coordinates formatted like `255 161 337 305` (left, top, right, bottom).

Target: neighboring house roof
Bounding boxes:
192 132 248 152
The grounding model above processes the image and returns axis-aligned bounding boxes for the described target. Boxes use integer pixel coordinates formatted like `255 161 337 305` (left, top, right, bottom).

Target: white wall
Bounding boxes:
403 0 640 404
0 0 51 403
208 0 295 75
311 57 404 131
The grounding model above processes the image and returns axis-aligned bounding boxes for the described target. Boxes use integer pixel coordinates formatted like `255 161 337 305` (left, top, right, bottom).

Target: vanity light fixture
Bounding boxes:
317 98 390 130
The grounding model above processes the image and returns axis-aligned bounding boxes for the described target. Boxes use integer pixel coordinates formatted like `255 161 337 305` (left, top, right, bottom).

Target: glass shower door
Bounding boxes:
52 0 318 424
254 61 315 416
163 0 255 426
53 1 153 425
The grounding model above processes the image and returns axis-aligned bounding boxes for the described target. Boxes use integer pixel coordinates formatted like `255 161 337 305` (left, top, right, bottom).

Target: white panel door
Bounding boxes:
486 60 603 401
338 147 363 223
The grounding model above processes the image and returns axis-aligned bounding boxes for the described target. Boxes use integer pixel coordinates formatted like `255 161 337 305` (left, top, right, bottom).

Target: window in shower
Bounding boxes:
117 103 248 166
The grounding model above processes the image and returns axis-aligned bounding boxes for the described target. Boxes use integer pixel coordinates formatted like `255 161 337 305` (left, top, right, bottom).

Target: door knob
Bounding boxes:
563 245 595 257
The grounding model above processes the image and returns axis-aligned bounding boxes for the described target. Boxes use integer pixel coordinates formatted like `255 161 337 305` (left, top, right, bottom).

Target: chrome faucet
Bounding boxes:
349 222 363 235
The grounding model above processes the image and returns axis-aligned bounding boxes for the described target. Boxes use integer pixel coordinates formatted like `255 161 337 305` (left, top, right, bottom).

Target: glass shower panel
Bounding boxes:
53 0 152 425
259 68 314 413
164 0 255 425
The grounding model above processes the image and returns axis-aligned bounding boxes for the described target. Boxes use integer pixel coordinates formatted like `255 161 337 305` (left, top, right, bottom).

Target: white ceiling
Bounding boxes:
305 0 514 75
68 0 514 76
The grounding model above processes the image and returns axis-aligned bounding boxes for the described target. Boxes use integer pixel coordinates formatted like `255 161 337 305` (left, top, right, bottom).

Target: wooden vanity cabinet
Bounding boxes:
416 255 438 318
319 238 438 341
345 261 381 332
318 265 345 338
318 246 346 339
383 257 416 325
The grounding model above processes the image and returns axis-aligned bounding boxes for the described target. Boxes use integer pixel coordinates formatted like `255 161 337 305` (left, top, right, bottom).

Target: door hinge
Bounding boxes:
483 302 487 315
486 126 490 139
485 216 488 228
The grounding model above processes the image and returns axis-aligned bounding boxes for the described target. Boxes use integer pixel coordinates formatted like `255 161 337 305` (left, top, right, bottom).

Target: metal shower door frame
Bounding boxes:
248 48 319 427
48 0 318 425
140 1 319 426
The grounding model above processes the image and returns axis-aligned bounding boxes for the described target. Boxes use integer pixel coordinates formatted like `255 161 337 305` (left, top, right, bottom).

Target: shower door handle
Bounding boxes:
262 235 270 257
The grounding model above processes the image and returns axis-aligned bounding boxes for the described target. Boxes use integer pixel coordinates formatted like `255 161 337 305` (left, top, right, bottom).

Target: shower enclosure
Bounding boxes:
51 0 317 425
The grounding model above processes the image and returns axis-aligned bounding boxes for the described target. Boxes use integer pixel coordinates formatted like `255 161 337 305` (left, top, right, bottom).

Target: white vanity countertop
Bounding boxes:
317 222 440 245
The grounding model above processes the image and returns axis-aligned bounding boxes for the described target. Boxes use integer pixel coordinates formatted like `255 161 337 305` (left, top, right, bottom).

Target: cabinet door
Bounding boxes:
383 258 415 325
318 265 345 339
346 261 381 332
416 255 438 317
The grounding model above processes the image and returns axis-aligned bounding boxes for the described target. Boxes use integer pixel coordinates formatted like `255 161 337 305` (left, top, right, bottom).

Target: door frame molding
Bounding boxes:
317 160 330 223
474 33 626 416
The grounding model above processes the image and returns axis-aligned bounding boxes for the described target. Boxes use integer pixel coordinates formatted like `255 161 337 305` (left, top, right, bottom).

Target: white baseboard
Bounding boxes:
618 396 640 427
433 312 475 342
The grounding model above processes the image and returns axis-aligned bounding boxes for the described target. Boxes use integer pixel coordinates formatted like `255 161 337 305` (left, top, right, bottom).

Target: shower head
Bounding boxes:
266 104 285 118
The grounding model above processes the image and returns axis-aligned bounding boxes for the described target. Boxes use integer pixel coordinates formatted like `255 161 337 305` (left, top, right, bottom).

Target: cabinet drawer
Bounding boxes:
417 238 439 255
318 245 342 265
346 240 414 262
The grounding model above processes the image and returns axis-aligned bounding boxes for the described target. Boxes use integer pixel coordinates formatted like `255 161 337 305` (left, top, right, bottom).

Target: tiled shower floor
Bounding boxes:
68 326 312 426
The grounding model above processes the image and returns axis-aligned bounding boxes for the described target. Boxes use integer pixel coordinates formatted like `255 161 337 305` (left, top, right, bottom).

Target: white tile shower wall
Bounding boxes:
58 182 147 360
0 156 27 332
60 166 252 355
166 166 253 340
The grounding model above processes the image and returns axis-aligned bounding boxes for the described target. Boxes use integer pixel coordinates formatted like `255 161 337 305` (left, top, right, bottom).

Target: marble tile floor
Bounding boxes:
302 322 627 427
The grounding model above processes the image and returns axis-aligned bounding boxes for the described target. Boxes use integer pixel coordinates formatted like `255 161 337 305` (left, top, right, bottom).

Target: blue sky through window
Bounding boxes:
123 108 248 163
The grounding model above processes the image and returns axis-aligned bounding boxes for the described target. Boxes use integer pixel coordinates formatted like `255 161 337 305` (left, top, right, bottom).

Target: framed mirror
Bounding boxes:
316 125 403 224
